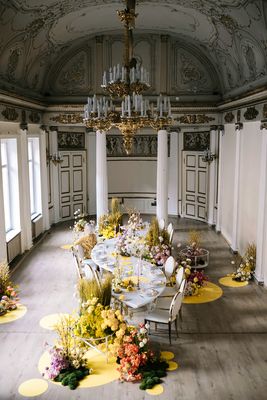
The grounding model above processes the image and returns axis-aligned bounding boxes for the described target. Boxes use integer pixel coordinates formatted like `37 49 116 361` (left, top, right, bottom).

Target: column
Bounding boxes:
96 130 108 222
0 149 7 262
17 126 32 252
255 122 267 284
231 123 243 252
39 126 50 231
157 129 168 224
49 127 60 223
208 125 217 225
216 126 224 232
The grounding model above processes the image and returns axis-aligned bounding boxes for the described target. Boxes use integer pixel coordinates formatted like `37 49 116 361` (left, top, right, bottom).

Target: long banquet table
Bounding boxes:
88 237 166 309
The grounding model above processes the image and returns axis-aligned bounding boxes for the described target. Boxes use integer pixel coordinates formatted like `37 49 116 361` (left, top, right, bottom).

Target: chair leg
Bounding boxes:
175 317 179 338
168 322 172 345
179 307 183 322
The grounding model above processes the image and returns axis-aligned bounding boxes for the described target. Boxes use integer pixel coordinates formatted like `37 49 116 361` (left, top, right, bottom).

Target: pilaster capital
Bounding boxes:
49 126 59 132
235 122 243 131
210 125 218 132
260 121 267 131
40 124 49 133
19 122 28 131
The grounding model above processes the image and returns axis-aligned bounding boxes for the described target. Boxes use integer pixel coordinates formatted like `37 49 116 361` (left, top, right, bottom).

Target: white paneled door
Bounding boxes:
182 151 208 221
59 151 87 220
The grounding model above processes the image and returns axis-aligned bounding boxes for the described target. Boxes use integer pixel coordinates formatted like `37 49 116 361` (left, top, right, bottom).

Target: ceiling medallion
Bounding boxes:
83 0 172 154
224 111 235 123
50 114 83 124
244 106 259 121
175 114 215 124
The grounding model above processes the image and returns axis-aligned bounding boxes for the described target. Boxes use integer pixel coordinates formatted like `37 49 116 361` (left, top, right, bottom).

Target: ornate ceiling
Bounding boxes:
0 0 266 103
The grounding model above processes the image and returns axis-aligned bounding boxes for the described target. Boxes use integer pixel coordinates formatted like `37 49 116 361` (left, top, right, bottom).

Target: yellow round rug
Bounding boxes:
0 304 27 325
39 313 69 330
183 282 223 304
146 384 164 395
167 361 178 371
18 379 48 397
60 244 72 250
38 348 119 388
160 351 174 361
219 276 248 288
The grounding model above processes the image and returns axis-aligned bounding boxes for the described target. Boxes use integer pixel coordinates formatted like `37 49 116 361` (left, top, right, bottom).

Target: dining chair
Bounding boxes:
156 278 186 320
164 256 176 279
167 222 173 236
144 291 183 345
158 266 184 298
158 218 165 230
169 228 174 245
72 246 84 280
72 246 101 288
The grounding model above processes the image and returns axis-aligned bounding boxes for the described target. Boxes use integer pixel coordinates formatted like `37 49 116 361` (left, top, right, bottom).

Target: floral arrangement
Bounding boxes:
43 316 90 390
144 218 171 266
98 198 122 239
73 209 89 233
77 275 112 309
183 260 208 296
232 243 256 282
180 230 207 267
74 298 126 348
116 323 169 389
116 229 148 258
126 210 144 232
0 262 19 316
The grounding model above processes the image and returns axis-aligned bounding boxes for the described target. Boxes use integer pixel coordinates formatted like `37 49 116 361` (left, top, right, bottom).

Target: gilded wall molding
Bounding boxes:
224 111 235 123
244 106 259 120
2 106 18 121
58 132 85 149
175 114 215 124
50 114 83 124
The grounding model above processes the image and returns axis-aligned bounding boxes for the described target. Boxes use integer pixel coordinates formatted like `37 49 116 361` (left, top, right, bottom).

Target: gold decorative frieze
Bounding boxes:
175 114 215 124
2 106 18 121
224 112 235 123
29 111 40 123
50 114 83 124
244 106 259 121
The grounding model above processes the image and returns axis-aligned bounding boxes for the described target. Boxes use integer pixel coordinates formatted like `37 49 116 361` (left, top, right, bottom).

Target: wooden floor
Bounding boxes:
1 218 267 400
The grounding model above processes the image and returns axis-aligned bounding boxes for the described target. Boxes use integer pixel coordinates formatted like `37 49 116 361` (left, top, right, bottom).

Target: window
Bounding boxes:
28 138 41 218
0 139 20 236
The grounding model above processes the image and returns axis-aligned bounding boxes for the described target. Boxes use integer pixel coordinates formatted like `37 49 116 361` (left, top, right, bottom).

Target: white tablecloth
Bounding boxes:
88 237 166 309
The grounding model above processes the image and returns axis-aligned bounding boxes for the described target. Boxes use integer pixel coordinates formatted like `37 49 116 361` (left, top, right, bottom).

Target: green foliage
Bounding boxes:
139 359 169 390
54 367 89 390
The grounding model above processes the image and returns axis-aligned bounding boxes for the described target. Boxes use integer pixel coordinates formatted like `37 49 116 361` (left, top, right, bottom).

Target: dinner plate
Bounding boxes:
153 268 164 276
151 279 164 286
142 288 159 297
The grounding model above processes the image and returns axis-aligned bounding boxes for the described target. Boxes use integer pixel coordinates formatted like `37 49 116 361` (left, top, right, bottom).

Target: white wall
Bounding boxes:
220 124 236 244
237 122 261 254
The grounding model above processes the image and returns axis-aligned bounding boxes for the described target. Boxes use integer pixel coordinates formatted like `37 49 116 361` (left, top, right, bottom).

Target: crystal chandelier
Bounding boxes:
83 0 172 154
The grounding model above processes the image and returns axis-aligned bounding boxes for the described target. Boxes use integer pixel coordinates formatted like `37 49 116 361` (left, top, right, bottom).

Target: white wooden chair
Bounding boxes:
145 291 183 344
164 256 176 279
167 222 173 236
158 266 184 298
158 218 165 230
72 246 101 288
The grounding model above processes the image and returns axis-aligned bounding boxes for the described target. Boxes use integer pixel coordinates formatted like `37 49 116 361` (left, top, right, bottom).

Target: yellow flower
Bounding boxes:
185 268 191 275
119 294 125 301
193 277 198 283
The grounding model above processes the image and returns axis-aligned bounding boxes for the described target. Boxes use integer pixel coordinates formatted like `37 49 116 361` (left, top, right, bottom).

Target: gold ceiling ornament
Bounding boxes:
83 0 172 154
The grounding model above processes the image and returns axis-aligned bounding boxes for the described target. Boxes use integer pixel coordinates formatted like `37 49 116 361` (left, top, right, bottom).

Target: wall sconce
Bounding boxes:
202 149 217 164
47 151 63 165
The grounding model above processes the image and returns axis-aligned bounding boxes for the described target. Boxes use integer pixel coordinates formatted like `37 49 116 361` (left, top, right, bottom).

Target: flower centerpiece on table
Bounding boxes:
231 243 256 282
116 323 169 389
98 198 123 239
0 261 19 316
73 210 89 233
183 259 208 296
43 315 91 390
144 218 171 266
126 209 144 232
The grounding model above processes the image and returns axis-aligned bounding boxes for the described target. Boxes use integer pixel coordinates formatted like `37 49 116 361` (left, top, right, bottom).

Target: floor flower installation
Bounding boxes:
0 304 27 324
18 379 48 397
39 313 70 330
183 282 223 304
219 276 248 287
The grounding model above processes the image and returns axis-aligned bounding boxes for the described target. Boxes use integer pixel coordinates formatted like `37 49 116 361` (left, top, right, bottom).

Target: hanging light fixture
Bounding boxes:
83 0 172 154
201 149 217 164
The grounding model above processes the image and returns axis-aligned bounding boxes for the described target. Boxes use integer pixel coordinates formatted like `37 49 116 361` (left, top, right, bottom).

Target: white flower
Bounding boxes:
140 327 147 334
142 338 148 344
139 342 144 348
231 261 235 265
145 323 150 329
